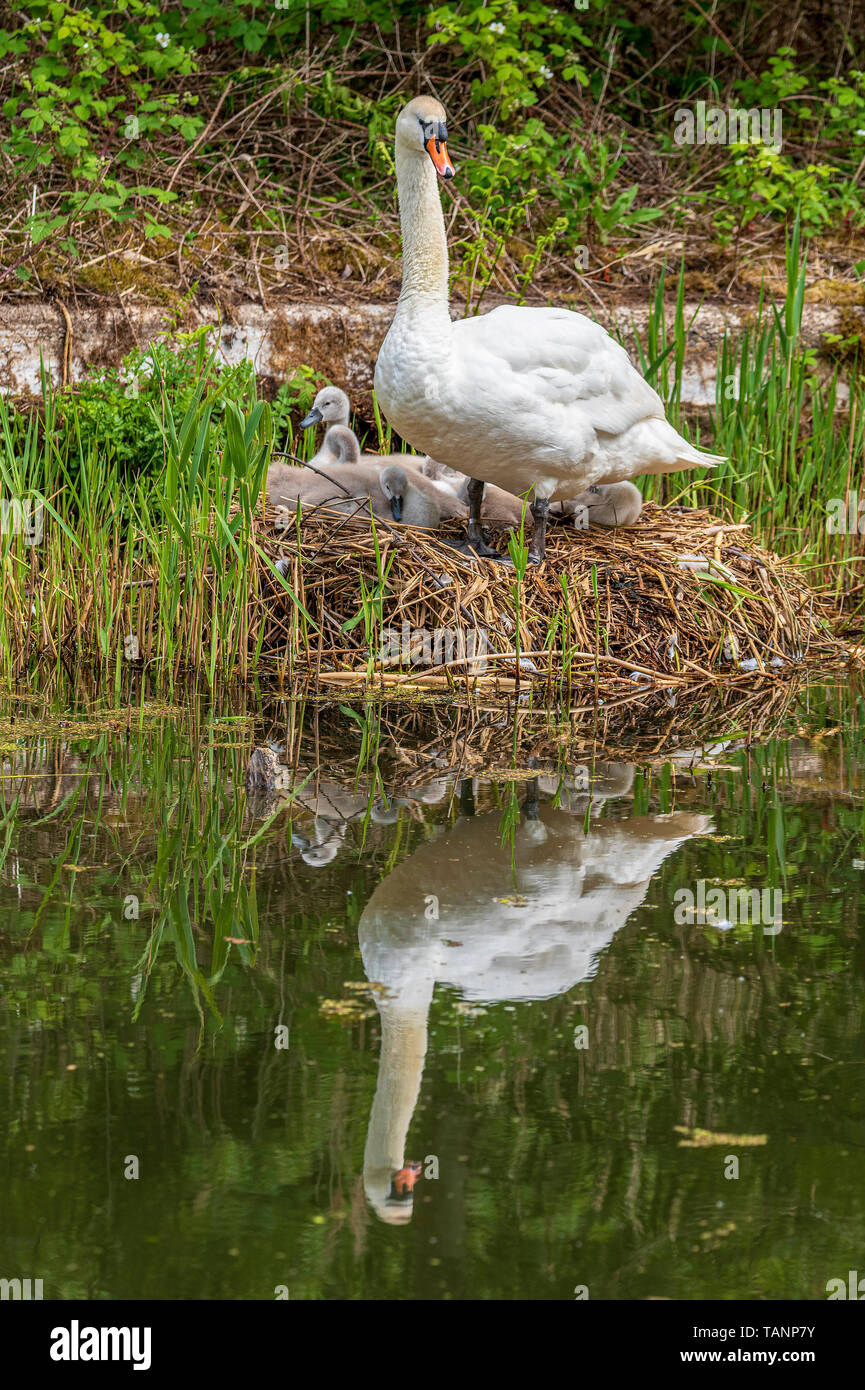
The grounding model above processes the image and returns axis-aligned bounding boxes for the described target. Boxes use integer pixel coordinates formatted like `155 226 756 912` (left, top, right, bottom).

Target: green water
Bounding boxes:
1 693 863 1301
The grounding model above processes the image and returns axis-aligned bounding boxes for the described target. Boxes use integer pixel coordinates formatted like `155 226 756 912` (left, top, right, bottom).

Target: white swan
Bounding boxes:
374 96 724 563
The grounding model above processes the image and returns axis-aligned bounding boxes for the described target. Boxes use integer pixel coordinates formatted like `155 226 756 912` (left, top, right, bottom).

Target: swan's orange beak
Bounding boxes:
390 1162 423 1200
425 136 455 180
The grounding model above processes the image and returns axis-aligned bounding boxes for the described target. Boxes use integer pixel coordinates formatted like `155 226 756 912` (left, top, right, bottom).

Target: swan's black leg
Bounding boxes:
528 495 550 565
464 477 501 559
466 477 484 542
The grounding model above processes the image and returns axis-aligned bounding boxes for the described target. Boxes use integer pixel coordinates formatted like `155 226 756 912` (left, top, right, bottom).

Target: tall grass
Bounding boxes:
0 348 300 688
634 224 865 598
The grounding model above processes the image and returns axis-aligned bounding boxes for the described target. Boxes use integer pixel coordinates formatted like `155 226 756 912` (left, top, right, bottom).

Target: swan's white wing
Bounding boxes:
452 305 665 436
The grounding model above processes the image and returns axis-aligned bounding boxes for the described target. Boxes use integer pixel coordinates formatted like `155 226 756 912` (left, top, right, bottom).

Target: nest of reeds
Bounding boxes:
252 501 856 699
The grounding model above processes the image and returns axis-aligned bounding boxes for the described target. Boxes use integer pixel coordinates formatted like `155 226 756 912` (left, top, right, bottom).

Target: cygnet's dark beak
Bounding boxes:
390 495 403 521
300 407 322 429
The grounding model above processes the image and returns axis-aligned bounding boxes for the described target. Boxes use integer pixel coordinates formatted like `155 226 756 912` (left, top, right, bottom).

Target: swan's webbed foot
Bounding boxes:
439 532 507 561
527 495 550 565
462 533 504 560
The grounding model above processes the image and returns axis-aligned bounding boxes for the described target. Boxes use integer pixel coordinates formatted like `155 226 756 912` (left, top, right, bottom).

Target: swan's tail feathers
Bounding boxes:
629 420 727 475
676 444 726 469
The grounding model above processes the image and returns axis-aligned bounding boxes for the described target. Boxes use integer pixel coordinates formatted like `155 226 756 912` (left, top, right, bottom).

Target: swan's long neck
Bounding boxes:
394 148 450 311
363 1004 429 1220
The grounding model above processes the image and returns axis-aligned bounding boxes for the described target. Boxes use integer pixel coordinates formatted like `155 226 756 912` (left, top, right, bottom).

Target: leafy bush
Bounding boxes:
1 6 863 296
33 333 328 507
0 1 202 236
710 144 839 242
427 0 591 119
713 48 865 235
62 331 253 484
453 115 661 305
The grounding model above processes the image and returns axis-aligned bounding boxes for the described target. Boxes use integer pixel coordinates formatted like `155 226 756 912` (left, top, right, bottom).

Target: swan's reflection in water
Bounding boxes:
355 766 712 1223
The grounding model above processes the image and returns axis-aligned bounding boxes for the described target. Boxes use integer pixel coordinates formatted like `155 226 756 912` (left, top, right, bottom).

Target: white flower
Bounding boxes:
488 22 505 34
155 32 170 49
539 64 553 80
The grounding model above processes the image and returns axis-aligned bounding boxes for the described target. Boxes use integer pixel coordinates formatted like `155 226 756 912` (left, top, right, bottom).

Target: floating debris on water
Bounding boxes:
675 1126 768 1148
